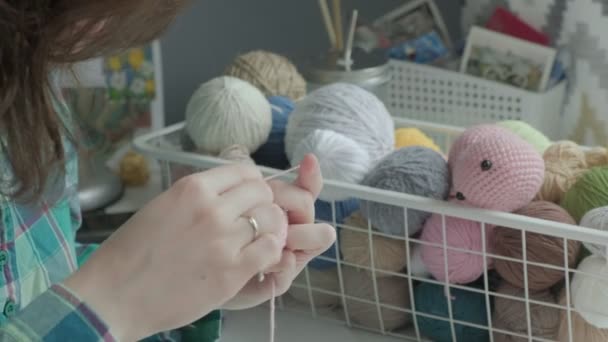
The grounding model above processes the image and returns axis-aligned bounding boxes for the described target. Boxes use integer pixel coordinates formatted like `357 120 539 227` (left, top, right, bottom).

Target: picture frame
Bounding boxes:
372 0 453 50
460 26 557 92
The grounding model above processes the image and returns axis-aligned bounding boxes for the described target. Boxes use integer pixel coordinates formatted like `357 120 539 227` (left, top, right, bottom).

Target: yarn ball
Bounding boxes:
339 212 408 273
285 83 395 200
251 96 294 170
360 147 450 236
224 50 307 100
492 283 560 342
409 243 432 278
536 141 589 203
308 198 360 270
580 206 608 256
291 129 372 201
415 282 489 342
288 268 340 308
496 120 551 155
493 201 580 291
557 290 608 342
217 144 255 165
394 128 441 153
585 146 608 168
342 267 412 331
420 208 495 284
449 124 545 212
571 255 608 329
119 151 150 186
185 76 272 155
562 166 608 223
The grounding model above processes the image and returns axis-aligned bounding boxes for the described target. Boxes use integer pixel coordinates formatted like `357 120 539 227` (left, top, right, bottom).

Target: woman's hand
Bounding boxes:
63 163 288 341
221 155 337 310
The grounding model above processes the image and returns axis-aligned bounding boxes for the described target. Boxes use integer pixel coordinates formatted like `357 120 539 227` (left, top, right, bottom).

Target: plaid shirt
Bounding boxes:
0 88 221 341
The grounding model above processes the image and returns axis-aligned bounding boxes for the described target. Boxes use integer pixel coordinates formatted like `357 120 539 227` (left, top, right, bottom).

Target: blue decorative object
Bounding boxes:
388 31 449 64
308 198 360 270
252 96 294 170
415 282 490 342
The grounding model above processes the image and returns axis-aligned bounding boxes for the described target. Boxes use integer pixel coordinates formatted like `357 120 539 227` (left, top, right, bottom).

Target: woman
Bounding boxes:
0 1 335 341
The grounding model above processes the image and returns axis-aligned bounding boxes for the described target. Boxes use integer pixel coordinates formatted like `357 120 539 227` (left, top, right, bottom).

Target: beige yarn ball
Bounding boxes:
342 267 412 331
585 147 608 168
557 290 608 342
536 141 588 203
492 283 560 342
288 268 341 308
340 212 408 273
225 50 307 100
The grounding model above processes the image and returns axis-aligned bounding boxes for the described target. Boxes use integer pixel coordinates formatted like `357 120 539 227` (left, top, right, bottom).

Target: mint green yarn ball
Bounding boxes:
496 120 551 155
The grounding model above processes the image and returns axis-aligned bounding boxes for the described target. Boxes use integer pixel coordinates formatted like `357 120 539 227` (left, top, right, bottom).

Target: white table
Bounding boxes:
222 306 404 342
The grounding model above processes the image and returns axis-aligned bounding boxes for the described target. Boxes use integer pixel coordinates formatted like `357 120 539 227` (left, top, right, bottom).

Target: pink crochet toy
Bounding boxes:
448 124 545 212
447 124 510 171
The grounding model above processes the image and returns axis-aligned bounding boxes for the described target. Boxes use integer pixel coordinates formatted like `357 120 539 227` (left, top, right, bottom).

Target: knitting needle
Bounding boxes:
343 9 358 72
318 0 337 50
332 0 344 50
257 165 302 282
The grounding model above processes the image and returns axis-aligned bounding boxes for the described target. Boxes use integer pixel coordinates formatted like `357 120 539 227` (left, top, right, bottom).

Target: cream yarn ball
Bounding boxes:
571 255 608 329
285 83 394 200
185 76 272 155
580 206 608 257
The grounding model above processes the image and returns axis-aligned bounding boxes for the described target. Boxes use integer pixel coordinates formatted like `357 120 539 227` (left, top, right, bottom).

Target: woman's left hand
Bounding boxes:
221 154 336 310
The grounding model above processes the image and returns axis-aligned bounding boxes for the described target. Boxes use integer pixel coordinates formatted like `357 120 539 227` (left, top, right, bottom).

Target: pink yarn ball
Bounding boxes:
420 209 495 284
449 124 545 212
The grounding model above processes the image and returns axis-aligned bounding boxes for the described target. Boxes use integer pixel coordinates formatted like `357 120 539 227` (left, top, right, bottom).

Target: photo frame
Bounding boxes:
460 26 557 92
372 0 452 50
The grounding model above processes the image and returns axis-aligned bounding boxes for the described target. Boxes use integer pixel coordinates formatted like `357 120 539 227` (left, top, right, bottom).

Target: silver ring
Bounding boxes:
247 216 265 282
247 216 260 241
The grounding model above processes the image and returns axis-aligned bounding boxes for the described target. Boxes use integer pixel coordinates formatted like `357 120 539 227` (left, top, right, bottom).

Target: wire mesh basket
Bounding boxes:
134 116 608 342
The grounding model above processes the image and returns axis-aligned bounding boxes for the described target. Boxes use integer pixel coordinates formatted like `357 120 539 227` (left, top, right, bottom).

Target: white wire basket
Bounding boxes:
385 60 567 141
134 116 608 342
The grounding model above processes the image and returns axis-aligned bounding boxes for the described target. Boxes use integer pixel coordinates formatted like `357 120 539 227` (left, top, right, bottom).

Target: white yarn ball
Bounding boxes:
409 243 431 278
285 82 395 185
571 255 608 328
292 129 371 201
580 206 608 257
185 76 272 155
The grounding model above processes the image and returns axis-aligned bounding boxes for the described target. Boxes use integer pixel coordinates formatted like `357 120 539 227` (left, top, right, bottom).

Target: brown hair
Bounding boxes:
0 0 189 200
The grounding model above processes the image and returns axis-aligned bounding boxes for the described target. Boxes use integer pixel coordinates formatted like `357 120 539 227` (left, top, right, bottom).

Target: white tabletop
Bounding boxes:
222 306 404 342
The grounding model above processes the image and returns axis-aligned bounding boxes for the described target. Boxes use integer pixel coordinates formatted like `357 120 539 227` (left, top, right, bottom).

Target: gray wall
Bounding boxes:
160 0 462 125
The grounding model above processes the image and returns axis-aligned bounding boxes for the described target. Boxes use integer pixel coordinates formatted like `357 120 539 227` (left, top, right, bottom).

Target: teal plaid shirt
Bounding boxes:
0 88 221 341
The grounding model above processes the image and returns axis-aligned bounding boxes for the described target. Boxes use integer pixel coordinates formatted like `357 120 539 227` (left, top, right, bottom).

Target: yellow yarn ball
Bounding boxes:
394 128 441 153
119 151 150 187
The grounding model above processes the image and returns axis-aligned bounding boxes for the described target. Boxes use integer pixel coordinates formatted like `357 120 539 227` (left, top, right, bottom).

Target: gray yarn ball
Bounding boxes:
360 147 450 237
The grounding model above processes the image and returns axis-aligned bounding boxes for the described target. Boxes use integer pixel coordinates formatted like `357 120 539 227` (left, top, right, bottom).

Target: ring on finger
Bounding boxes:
246 216 266 282
247 216 260 241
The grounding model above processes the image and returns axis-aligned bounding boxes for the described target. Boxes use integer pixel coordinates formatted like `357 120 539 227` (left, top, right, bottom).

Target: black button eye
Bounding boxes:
481 160 493 171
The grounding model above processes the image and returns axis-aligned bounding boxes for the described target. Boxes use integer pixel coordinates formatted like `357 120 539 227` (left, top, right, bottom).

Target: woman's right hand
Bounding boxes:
63 163 289 341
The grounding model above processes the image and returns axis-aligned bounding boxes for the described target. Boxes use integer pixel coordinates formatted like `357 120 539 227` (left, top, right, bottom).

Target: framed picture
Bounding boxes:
373 0 452 50
460 26 557 92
